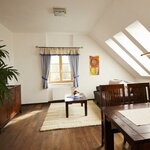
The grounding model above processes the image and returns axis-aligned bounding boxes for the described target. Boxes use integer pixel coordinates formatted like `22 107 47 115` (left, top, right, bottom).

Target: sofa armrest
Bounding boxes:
93 90 102 107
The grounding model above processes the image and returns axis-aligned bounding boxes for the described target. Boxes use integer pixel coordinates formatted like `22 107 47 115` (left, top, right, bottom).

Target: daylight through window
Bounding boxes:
105 20 150 77
126 21 150 52
114 32 150 72
49 55 73 83
105 39 150 77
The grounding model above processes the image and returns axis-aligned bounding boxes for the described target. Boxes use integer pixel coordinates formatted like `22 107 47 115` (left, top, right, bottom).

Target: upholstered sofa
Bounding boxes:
93 85 101 107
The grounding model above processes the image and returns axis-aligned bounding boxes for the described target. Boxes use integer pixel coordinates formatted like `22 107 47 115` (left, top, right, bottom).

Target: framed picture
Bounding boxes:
89 56 99 75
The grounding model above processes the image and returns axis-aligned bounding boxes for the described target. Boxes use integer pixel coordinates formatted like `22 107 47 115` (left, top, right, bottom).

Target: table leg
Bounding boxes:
85 101 87 116
104 115 114 150
66 103 69 118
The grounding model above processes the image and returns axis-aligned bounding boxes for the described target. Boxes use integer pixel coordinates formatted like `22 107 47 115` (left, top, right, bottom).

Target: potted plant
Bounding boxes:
0 43 19 104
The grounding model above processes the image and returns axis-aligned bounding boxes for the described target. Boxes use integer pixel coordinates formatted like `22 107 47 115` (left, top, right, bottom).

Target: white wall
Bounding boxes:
73 34 135 98
0 25 135 104
13 33 50 104
12 32 135 104
0 24 13 64
0 24 13 55
0 24 16 85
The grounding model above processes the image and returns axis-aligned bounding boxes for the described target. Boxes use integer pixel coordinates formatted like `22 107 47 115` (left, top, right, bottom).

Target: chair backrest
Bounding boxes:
127 82 150 104
100 84 125 107
96 85 100 91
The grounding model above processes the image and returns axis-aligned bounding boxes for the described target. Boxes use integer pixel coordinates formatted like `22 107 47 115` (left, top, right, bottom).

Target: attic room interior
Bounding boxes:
0 0 150 150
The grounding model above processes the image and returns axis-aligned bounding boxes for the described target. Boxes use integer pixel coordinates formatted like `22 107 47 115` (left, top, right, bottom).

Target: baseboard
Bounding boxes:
22 99 94 106
49 100 64 103
22 101 49 106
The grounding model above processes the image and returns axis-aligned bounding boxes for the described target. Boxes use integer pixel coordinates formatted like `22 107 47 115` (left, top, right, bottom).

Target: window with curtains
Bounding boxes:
40 47 80 89
49 55 73 83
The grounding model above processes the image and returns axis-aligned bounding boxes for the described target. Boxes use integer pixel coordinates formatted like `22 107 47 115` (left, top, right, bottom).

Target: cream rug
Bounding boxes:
40 100 101 131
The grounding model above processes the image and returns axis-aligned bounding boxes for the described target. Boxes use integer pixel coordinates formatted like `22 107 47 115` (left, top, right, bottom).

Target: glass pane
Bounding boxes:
51 56 59 64
62 73 71 80
51 64 59 72
114 32 150 72
62 64 71 72
125 21 150 52
62 56 69 63
50 73 60 81
105 39 150 76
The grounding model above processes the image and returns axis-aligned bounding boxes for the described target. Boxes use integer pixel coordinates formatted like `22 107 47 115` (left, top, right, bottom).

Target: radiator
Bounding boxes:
52 86 72 100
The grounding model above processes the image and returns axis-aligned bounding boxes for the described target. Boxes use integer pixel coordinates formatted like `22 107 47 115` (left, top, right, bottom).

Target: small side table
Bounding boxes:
64 93 87 118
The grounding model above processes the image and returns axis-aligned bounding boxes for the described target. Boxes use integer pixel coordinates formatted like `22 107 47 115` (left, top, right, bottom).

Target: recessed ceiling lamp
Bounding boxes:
53 8 66 16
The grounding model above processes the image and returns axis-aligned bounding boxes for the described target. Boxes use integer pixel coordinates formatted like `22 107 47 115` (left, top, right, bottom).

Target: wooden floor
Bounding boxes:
0 103 124 150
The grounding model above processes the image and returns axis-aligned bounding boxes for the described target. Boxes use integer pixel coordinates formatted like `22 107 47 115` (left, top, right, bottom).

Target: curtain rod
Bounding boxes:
36 46 83 48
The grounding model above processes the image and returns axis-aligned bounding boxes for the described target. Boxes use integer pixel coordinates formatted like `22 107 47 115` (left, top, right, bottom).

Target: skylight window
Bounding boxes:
114 32 150 72
126 20 150 52
105 39 150 77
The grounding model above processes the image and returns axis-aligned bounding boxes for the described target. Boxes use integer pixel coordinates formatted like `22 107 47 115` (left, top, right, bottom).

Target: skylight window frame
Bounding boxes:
125 20 150 52
105 39 150 77
113 32 150 73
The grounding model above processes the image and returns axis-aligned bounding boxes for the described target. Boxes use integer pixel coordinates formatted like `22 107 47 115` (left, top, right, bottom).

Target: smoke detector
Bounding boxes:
53 8 66 16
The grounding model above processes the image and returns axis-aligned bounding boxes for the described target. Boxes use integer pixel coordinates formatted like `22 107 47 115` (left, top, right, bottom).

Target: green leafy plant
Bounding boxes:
0 44 19 104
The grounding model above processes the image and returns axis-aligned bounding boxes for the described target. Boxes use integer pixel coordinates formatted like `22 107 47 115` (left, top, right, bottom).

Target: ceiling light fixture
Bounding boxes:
53 8 66 16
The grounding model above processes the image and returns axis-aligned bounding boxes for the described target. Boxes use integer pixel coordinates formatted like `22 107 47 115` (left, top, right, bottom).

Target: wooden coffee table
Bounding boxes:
65 93 87 118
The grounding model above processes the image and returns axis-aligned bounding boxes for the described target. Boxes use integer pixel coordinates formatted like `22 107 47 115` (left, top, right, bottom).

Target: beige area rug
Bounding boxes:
40 100 101 131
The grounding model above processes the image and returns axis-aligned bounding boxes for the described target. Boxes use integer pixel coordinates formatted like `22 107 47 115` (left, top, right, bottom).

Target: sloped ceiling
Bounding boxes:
89 0 150 78
0 0 150 78
90 0 150 45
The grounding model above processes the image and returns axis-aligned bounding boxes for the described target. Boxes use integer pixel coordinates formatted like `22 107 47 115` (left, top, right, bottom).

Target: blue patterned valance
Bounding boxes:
40 47 80 56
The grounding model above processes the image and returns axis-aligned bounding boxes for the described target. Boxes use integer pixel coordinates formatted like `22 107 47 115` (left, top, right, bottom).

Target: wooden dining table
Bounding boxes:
103 102 150 150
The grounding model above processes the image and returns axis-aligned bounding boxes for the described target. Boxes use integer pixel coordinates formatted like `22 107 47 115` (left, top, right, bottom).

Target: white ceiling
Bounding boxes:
0 0 150 78
0 0 112 33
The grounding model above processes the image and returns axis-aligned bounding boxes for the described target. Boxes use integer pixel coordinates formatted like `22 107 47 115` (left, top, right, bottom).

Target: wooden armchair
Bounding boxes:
127 82 150 104
100 84 126 147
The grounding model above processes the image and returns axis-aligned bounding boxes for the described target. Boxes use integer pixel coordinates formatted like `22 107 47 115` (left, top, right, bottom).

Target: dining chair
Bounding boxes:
99 84 126 147
127 82 150 104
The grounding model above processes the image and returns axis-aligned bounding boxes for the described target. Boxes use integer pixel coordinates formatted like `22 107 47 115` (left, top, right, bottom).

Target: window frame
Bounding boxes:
49 55 73 83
